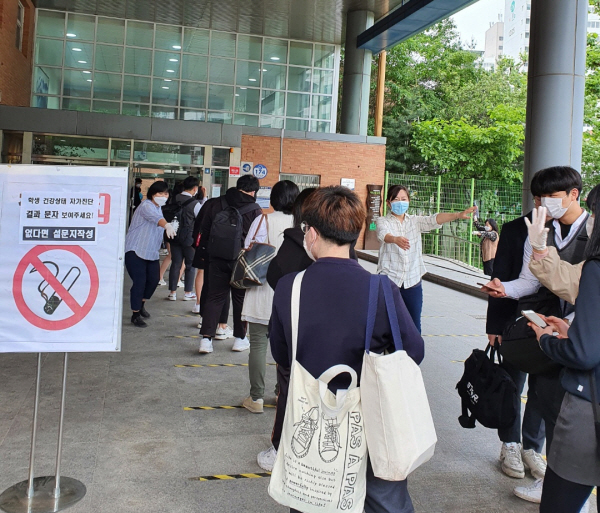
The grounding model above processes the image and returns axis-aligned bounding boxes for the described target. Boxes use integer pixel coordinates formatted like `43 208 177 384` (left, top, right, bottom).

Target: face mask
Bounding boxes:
303 232 317 261
484 226 492 232
390 201 409 216
153 196 167 207
541 196 572 219
586 215 595 238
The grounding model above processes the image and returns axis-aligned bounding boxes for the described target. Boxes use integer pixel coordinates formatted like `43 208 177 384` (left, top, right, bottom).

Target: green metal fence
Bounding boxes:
384 173 523 270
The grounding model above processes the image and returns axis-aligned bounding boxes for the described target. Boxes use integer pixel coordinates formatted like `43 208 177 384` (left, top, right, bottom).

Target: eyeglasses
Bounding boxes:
300 222 310 234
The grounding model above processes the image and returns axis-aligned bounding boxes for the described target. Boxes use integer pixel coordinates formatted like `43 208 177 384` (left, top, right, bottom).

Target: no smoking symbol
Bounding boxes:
13 245 99 331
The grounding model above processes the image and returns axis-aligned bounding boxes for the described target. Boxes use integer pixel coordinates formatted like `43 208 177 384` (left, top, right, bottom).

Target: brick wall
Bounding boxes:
0 0 35 107
241 134 386 247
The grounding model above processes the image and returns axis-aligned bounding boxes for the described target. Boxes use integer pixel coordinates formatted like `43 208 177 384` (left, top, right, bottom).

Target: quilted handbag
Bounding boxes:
230 214 277 289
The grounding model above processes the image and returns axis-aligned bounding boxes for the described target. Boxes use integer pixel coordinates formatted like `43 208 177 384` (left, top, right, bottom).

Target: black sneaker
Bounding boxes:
140 306 151 318
131 315 148 328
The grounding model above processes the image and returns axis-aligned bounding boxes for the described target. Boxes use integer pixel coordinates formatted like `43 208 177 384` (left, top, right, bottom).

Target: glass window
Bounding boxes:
210 32 236 58
155 24 182 51
35 38 63 66
110 139 132 160
312 95 331 120
152 79 179 105
180 81 207 109
65 41 93 69
234 87 259 114
213 148 230 166
262 64 286 90
125 47 152 75
289 42 312 67
33 67 61 96
93 73 122 101
63 69 92 97
209 58 234 84
183 28 209 54
92 100 120 114
151 106 177 119
314 44 335 69
180 109 206 121
234 113 258 127
122 103 150 116
95 44 124 73
312 69 334 95
97 17 124 45
32 96 60 109
285 118 308 131
260 116 284 128
237 35 262 61
16 2 24 51
264 38 287 63
66 14 95 41
286 92 310 118
208 84 233 111
261 90 284 116
126 21 153 48
154 51 181 79
288 67 311 92
123 75 151 102
208 112 232 124
37 10 65 39
311 120 330 132
181 54 208 81
236 60 261 87
62 98 91 111
32 135 108 158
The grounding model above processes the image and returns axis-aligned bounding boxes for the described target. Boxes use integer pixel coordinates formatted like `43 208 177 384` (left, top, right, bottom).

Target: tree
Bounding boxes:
583 31 600 189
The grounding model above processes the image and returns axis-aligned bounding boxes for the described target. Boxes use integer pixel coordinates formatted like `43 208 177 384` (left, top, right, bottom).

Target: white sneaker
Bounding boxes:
513 478 543 503
198 338 213 354
158 279 167 286
166 293 176 301
257 446 277 472
191 304 200 314
159 249 168 256
500 442 525 478
242 396 264 413
522 449 547 479
232 337 250 352
215 326 234 340
177 280 184 288
183 292 196 301
197 320 202 329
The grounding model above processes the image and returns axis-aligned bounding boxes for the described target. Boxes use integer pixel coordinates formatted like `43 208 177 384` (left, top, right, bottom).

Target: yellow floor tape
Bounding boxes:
191 472 271 481
184 405 276 411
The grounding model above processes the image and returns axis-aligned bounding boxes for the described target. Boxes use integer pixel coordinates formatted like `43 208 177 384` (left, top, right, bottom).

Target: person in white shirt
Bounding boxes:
376 184 475 332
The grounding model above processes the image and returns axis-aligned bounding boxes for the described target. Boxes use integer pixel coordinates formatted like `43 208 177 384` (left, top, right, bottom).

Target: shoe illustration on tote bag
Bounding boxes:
269 271 368 513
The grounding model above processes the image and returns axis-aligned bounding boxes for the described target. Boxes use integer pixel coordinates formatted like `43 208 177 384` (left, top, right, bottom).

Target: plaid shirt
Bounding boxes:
376 212 441 288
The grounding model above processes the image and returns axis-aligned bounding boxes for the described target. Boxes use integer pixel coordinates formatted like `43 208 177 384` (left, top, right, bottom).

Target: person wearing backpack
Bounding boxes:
198 175 262 354
166 176 201 301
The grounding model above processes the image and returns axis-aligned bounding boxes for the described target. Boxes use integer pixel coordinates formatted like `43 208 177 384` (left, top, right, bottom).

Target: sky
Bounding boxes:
451 0 507 51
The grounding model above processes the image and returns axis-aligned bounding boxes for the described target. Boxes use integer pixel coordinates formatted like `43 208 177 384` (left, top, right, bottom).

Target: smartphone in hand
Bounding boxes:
521 310 548 328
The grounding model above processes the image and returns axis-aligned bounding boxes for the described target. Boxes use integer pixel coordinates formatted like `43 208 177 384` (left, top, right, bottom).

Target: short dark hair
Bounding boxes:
486 218 499 233
584 184 600 260
386 185 410 203
302 186 366 245
135 177 142 184
530 172 542 198
146 180 169 199
270 180 299 214
533 166 583 199
292 188 317 227
183 176 199 190
237 175 260 193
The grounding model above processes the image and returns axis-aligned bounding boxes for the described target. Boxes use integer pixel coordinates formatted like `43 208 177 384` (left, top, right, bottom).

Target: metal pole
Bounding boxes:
374 51 386 137
383 170 389 216
27 353 42 499
435 175 441 256
53 353 68 498
468 178 475 267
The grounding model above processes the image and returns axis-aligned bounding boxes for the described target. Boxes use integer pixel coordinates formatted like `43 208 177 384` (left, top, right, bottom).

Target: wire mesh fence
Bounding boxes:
385 173 523 270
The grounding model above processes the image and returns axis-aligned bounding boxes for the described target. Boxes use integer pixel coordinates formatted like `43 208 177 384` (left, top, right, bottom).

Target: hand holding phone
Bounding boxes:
521 310 548 329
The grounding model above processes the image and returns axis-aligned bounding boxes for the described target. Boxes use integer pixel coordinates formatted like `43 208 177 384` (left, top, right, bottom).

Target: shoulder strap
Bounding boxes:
380 276 405 351
181 197 195 208
251 214 267 243
220 196 228 210
290 271 306 362
364 275 380 354
238 202 261 216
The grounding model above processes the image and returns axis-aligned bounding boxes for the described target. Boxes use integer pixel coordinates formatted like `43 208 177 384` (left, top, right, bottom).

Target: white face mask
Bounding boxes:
586 215 595 238
153 196 168 207
303 232 317 261
484 225 492 232
541 196 572 219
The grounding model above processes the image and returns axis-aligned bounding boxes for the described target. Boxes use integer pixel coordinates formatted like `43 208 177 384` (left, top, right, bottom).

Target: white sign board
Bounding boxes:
341 178 356 190
257 186 271 209
0 165 128 353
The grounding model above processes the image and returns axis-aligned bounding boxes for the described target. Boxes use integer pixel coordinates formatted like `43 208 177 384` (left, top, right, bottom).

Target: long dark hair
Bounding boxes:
584 184 600 260
486 218 499 233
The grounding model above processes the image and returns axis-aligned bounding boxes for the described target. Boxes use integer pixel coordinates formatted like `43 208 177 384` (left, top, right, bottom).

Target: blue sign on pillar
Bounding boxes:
253 164 268 179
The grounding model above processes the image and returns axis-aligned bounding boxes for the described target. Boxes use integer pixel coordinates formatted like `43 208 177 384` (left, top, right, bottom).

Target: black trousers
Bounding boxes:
540 467 595 513
531 370 566 453
201 259 246 339
272 364 291 451
125 251 160 311
483 259 495 276
169 243 196 292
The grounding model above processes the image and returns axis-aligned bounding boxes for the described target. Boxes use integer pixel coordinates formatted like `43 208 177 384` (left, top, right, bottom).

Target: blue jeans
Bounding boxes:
399 281 423 334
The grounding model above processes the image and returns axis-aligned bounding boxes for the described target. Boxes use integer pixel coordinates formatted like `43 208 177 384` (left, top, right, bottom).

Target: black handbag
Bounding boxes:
456 344 519 430
230 214 277 290
499 289 562 375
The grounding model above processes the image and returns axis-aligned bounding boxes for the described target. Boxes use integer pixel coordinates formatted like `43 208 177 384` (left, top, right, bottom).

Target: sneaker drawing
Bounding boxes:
319 415 341 463
291 407 319 458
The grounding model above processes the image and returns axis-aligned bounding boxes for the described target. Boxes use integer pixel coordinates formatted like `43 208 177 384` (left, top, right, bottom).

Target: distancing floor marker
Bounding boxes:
190 472 271 481
167 314 198 318
423 334 485 338
175 363 276 368
184 405 276 411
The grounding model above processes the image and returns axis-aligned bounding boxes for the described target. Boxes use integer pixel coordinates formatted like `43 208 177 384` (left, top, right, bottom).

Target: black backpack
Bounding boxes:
208 197 259 261
456 344 518 430
162 197 195 223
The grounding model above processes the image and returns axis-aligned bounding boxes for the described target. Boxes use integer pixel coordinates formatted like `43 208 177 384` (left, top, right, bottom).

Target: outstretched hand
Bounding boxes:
524 206 549 251
457 206 477 220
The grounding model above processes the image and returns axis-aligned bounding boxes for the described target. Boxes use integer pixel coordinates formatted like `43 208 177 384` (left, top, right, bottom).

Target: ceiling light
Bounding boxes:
240 87 247 90
270 56 280 61
72 48 82 52
164 79 172 82
162 86 169 89
166 69 175 73
78 60 87 64
169 58 178 62
66 33 76 38
82 71 91 74
248 78 257 82
172 45 181 50
86 79 92 82
235 94 240 97
262 69 267 72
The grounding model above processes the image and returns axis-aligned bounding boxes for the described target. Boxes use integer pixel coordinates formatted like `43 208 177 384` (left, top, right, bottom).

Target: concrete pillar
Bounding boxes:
522 0 588 212
340 10 374 136
22 132 33 164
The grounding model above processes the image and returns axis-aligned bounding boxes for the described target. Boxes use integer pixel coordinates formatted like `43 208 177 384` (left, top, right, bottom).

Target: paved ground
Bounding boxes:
0 258 593 513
